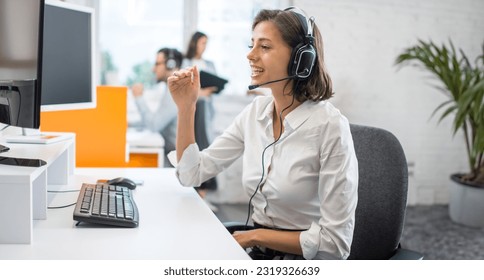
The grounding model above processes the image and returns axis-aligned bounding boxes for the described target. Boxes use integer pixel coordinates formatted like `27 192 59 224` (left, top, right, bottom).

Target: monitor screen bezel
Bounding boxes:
40 0 96 112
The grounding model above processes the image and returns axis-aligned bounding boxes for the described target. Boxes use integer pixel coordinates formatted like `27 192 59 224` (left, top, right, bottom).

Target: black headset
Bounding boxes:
165 48 177 70
285 7 316 80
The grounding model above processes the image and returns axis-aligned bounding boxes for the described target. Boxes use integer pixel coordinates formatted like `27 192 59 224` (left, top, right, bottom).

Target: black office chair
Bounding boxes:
194 98 217 190
347 124 422 259
225 124 423 260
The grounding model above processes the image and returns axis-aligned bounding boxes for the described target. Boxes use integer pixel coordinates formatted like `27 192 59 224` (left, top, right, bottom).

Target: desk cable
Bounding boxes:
47 189 79 209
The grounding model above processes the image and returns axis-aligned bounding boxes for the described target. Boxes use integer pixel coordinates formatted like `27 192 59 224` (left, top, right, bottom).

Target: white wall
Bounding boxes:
294 0 484 204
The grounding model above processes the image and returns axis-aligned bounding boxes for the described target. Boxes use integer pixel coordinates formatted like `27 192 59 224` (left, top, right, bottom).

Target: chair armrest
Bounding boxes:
223 222 255 234
390 248 424 260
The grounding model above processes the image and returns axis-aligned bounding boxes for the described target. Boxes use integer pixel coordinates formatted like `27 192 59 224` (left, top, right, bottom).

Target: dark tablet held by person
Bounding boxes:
199 70 228 94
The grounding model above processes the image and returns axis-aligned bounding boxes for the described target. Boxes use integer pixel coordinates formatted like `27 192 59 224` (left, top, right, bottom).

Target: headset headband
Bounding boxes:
284 6 314 39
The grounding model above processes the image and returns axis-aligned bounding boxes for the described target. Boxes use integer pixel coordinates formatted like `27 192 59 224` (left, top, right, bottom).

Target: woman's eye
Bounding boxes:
247 44 271 50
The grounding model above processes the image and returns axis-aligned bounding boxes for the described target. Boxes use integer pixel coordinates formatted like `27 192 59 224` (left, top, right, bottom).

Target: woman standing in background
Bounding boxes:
183 31 217 77
182 31 219 208
182 31 218 97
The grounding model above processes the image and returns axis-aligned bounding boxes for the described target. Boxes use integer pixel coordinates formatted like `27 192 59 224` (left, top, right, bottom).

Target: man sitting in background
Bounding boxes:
131 48 183 166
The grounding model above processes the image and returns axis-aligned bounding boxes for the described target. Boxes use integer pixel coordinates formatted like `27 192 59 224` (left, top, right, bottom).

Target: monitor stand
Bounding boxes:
5 128 73 144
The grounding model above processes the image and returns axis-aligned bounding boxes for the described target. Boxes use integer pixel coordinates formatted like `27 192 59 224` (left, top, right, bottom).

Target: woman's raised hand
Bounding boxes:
167 66 200 111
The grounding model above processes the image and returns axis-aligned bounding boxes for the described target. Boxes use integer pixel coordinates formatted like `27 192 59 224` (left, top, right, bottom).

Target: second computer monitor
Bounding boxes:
41 0 96 112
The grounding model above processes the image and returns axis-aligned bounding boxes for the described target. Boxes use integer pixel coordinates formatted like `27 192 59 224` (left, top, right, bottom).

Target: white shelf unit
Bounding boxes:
0 133 75 243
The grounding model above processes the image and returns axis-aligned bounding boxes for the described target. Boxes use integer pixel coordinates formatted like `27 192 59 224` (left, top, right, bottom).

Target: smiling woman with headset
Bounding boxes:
167 7 358 260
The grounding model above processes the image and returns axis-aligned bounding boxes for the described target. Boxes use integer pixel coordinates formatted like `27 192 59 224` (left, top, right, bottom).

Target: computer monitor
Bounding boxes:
41 0 96 112
0 0 46 165
1 0 96 145
0 0 43 129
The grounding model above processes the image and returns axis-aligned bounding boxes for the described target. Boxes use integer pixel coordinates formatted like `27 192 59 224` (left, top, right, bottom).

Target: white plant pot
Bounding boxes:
449 174 484 228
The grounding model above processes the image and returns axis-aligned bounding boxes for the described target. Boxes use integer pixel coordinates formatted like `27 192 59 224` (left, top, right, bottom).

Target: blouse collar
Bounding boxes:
257 97 318 131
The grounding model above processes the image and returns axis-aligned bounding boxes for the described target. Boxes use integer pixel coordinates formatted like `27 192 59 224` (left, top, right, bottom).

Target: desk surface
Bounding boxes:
0 168 250 260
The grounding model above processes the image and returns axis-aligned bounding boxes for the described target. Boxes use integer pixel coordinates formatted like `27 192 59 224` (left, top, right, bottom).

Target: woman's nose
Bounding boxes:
247 47 256 61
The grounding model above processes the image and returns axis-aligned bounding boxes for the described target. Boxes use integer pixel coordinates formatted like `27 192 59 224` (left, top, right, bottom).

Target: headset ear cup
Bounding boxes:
289 43 316 79
298 44 316 78
166 58 176 70
165 49 177 70
288 42 304 77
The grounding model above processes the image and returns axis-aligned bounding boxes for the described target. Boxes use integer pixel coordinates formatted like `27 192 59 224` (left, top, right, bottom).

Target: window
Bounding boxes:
99 0 183 87
99 0 290 93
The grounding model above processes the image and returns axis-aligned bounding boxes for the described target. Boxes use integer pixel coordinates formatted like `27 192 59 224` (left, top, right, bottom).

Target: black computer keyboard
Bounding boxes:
73 183 139 228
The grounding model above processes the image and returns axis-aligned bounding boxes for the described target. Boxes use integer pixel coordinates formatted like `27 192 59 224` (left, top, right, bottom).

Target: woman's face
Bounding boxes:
196 36 207 57
247 20 292 91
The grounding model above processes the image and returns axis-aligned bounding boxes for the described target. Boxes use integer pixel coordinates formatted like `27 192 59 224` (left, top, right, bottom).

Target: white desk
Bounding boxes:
0 168 250 260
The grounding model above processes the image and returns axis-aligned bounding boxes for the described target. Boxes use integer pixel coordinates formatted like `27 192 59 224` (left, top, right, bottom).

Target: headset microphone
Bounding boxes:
247 68 310 90
248 75 296 90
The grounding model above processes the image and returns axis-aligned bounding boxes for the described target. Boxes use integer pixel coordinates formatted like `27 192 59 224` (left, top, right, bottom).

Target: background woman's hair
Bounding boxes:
185 31 207 59
252 9 333 102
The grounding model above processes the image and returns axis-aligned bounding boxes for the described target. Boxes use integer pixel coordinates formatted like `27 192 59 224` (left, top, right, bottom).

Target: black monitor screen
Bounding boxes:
0 0 42 129
41 2 94 110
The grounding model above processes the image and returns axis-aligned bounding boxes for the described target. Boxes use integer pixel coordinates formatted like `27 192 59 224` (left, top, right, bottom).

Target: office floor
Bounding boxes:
214 204 484 260
401 205 484 260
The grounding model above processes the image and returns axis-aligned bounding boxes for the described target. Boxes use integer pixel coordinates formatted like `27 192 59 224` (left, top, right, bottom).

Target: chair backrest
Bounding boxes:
348 124 408 259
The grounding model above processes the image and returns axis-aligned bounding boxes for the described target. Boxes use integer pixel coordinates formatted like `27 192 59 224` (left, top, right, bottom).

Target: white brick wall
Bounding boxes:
295 0 484 205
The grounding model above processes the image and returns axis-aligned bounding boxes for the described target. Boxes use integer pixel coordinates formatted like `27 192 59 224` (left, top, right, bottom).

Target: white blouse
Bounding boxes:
170 95 358 259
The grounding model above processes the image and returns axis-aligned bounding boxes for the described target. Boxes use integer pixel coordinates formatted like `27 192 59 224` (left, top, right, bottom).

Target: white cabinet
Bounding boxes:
0 134 75 243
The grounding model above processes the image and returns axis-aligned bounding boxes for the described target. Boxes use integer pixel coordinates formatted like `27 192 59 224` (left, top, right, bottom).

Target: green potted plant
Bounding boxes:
395 39 484 227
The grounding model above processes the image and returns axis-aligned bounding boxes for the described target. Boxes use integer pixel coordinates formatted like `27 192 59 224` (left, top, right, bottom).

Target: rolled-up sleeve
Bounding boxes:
168 143 203 186
167 104 250 187
300 222 341 259
300 119 358 260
